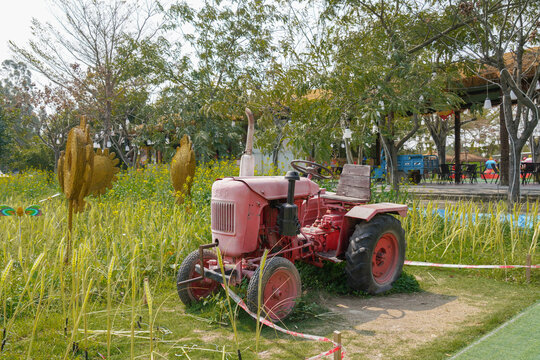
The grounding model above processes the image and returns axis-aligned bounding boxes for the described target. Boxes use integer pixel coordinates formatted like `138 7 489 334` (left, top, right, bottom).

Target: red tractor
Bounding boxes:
177 161 407 321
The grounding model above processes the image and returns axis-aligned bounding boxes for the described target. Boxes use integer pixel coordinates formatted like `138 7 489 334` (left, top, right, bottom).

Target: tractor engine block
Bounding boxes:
302 211 344 252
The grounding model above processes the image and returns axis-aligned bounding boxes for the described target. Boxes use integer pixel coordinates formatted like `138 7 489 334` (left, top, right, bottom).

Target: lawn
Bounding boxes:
0 163 538 359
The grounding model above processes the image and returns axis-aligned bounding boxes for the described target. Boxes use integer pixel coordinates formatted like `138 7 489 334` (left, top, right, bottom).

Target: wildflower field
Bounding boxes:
0 163 538 359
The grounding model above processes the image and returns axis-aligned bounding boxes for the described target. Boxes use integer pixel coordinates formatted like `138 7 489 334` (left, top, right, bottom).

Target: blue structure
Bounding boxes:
372 153 439 183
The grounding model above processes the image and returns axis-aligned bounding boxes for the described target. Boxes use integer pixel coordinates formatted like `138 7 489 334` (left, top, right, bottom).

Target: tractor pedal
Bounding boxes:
316 251 342 263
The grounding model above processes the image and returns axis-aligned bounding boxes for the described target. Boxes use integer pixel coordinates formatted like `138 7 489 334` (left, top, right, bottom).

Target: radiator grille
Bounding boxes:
211 200 235 234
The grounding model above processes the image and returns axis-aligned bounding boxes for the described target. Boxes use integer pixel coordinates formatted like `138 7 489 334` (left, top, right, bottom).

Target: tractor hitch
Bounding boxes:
176 242 220 286
194 264 231 284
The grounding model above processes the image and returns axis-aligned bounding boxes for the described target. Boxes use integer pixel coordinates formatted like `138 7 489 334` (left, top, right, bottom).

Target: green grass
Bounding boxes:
297 261 420 295
395 267 540 360
0 165 538 359
451 301 540 360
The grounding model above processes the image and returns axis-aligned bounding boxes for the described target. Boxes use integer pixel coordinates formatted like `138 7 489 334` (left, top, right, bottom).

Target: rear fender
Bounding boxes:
345 203 407 222
336 203 408 256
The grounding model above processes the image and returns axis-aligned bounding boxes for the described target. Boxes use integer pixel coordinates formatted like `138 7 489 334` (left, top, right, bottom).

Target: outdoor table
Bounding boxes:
447 163 468 182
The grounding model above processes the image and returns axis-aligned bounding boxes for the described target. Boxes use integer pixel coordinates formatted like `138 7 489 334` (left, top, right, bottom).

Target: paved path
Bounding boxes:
450 301 540 360
401 182 540 201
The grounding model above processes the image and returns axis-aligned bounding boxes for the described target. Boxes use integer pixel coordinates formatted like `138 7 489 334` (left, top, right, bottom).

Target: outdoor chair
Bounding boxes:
463 164 478 183
438 164 452 183
534 163 540 184
521 162 535 185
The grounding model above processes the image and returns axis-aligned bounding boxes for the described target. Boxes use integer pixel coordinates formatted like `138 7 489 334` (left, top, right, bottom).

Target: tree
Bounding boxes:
0 106 9 169
11 0 162 166
424 112 478 164
309 0 462 190
32 85 80 170
0 60 42 170
0 60 36 148
438 0 540 203
159 0 283 161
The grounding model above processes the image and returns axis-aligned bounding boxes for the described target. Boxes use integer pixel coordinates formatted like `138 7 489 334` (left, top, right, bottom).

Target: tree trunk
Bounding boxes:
437 143 446 166
380 133 399 191
378 112 420 193
387 142 399 190
54 148 60 173
340 115 354 164
529 135 536 163
357 145 363 164
501 92 526 204
375 136 381 166
499 103 510 186
454 111 461 184
508 143 522 204
424 114 449 165
271 134 284 169
344 139 354 164
533 137 540 162
380 112 399 191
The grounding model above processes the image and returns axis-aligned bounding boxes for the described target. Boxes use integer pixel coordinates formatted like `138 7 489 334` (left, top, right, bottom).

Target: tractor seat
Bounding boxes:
320 191 367 203
321 164 371 202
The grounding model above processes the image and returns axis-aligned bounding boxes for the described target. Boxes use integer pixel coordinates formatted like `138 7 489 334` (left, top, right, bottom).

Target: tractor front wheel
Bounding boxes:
176 249 219 306
345 214 406 294
247 257 301 322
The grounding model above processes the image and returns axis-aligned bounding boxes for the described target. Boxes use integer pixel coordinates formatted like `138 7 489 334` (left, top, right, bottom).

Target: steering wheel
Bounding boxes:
290 160 335 180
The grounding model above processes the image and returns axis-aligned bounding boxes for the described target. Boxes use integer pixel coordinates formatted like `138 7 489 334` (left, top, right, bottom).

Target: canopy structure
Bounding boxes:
459 47 540 108
444 47 540 184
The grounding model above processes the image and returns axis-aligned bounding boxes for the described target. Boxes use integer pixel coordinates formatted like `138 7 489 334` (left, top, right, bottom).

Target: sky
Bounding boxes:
0 0 53 63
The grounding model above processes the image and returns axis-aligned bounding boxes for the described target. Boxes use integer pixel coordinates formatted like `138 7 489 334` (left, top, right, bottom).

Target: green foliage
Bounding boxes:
102 164 173 203
9 142 55 172
157 0 288 162
388 272 422 294
0 168 57 201
0 106 9 166
297 261 420 295
297 261 353 295
371 182 411 204
286 295 329 322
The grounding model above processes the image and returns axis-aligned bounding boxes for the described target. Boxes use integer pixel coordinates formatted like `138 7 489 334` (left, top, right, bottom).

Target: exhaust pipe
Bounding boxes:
278 171 300 236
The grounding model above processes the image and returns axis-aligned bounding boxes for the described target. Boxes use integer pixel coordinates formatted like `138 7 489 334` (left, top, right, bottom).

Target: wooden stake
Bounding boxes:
526 254 531 283
333 330 341 360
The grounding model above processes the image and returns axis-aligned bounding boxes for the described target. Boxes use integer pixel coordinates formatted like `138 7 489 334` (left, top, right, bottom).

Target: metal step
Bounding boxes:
316 251 342 262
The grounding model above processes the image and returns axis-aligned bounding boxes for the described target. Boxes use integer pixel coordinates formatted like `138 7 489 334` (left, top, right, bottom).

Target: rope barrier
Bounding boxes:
404 260 539 269
223 285 345 359
38 193 61 203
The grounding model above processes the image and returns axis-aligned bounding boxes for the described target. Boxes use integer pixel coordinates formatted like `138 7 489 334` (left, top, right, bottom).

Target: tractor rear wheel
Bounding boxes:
247 257 301 322
176 250 219 306
345 214 406 294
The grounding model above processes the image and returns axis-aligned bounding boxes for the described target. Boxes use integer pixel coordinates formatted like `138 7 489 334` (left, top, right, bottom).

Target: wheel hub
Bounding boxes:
263 268 298 321
375 248 387 266
189 261 219 299
372 233 399 285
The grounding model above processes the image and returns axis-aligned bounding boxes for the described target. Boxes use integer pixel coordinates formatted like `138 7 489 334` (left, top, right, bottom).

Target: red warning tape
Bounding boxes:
404 260 540 269
223 285 345 359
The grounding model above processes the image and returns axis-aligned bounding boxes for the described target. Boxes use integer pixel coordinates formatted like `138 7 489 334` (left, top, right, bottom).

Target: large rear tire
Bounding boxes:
345 214 406 294
176 250 219 306
247 257 301 322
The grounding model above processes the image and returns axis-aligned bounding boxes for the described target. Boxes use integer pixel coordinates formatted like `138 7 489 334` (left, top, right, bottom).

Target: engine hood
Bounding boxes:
221 176 320 200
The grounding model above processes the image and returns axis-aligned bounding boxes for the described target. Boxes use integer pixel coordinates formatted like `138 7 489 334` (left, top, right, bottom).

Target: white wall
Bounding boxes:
252 139 296 175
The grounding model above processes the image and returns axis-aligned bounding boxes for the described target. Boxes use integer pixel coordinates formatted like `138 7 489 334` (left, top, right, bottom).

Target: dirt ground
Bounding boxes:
303 271 497 360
